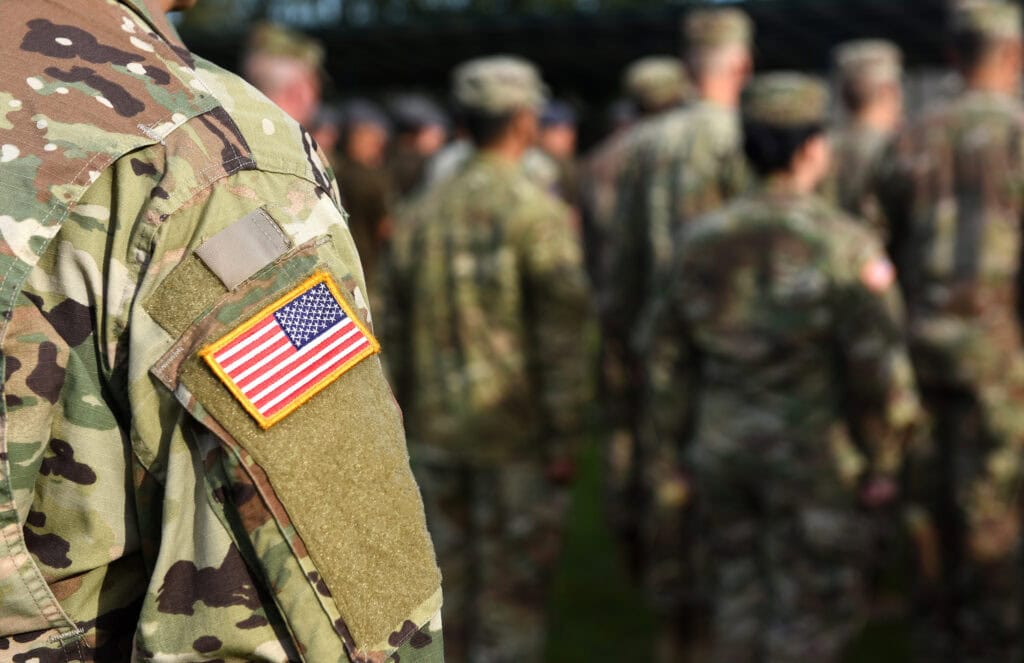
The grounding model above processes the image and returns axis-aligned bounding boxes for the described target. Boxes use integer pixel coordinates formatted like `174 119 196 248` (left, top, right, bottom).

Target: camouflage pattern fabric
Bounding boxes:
820 124 892 241
600 99 749 625
878 88 1024 663
0 1 442 660
383 153 591 661
640 185 922 663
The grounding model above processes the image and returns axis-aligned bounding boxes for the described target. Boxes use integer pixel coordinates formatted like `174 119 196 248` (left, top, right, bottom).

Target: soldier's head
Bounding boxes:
834 39 904 132
741 73 831 191
341 99 391 168
389 94 450 158
682 8 754 108
242 23 324 127
623 56 691 115
539 100 577 161
951 1 1023 91
452 56 548 157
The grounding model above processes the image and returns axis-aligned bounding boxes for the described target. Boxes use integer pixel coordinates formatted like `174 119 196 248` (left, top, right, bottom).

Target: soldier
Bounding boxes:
335 99 394 298
0 0 443 660
242 21 323 128
387 94 449 201
606 7 753 334
580 54 691 584
601 9 753 660
382 56 591 662
582 55 690 288
820 39 904 241
641 72 922 663
538 100 581 208
878 3 1024 661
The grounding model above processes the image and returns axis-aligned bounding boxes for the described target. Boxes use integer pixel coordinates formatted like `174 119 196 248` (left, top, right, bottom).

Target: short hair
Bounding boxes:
460 107 516 147
742 120 824 176
952 28 1001 72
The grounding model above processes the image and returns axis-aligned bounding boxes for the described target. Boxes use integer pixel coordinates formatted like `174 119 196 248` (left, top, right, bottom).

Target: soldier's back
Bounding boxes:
678 192 880 451
885 91 1024 388
822 124 891 239
391 154 579 463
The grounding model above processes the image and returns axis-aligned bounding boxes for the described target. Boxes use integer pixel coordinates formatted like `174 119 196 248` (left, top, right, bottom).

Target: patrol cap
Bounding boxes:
342 99 391 132
388 94 449 133
540 100 577 127
246 22 325 70
452 56 549 114
951 0 1022 42
683 8 754 53
623 56 691 111
741 72 829 126
834 39 903 88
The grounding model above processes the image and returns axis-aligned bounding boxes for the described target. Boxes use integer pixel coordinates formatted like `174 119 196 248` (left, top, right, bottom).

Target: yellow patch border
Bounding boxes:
200 270 380 430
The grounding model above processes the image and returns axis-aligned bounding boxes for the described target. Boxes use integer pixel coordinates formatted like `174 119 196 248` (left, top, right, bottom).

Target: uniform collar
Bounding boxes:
118 0 187 49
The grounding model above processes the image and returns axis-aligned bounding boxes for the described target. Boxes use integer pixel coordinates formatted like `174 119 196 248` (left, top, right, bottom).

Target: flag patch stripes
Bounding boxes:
200 271 380 429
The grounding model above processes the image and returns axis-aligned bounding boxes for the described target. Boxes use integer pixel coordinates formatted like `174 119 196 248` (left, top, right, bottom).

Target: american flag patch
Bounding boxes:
200 271 379 429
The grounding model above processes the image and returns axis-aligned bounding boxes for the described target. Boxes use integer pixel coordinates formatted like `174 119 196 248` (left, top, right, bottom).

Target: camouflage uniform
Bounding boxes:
580 55 690 580
642 74 921 663
820 40 904 241
877 5 1024 661
602 9 753 644
0 1 442 660
383 58 591 663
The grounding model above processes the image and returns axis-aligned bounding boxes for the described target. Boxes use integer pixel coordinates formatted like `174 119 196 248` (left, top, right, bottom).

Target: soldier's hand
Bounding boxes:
655 469 691 510
860 475 899 509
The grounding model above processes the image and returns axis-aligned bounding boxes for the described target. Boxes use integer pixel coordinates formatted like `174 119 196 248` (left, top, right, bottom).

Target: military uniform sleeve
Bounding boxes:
832 226 923 479
517 195 593 462
636 243 697 480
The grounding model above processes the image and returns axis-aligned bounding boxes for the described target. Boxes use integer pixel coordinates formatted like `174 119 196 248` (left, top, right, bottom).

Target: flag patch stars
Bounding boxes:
201 271 380 429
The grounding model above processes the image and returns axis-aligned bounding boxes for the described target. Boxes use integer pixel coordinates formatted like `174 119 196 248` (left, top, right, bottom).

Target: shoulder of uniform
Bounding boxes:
191 57 327 184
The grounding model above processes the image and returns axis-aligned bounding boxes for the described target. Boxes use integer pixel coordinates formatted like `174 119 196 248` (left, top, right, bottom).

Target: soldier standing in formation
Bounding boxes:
821 39 905 241
382 56 591 662
0 0 443 660
582 55 692 586
879 2 1024 661
641 72 922 663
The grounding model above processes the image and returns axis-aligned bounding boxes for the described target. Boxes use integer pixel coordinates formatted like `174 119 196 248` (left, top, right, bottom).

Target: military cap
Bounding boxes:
683 8 754 52
623 56 690 111
540 100 577 127
952 0 1022 41
741 72 829 126
342 99 391 132
452 56 548 114
246 22 325 70
388 94 449 132
834 39 903 87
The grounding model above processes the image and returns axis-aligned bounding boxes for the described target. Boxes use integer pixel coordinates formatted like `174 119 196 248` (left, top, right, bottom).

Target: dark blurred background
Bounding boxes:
178 0 949 149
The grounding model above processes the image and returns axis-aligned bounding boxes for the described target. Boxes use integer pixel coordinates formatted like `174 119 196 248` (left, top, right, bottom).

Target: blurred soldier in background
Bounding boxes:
388 93 450 201
539 100 582 208
309 103 343 158
878 3 1024 661
820 40 904 241
583 56 690 287
382 56 591 662
602 8 754 661
241 21 323 128
335 99 393 298
581 55 691 588
641 72 921 663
